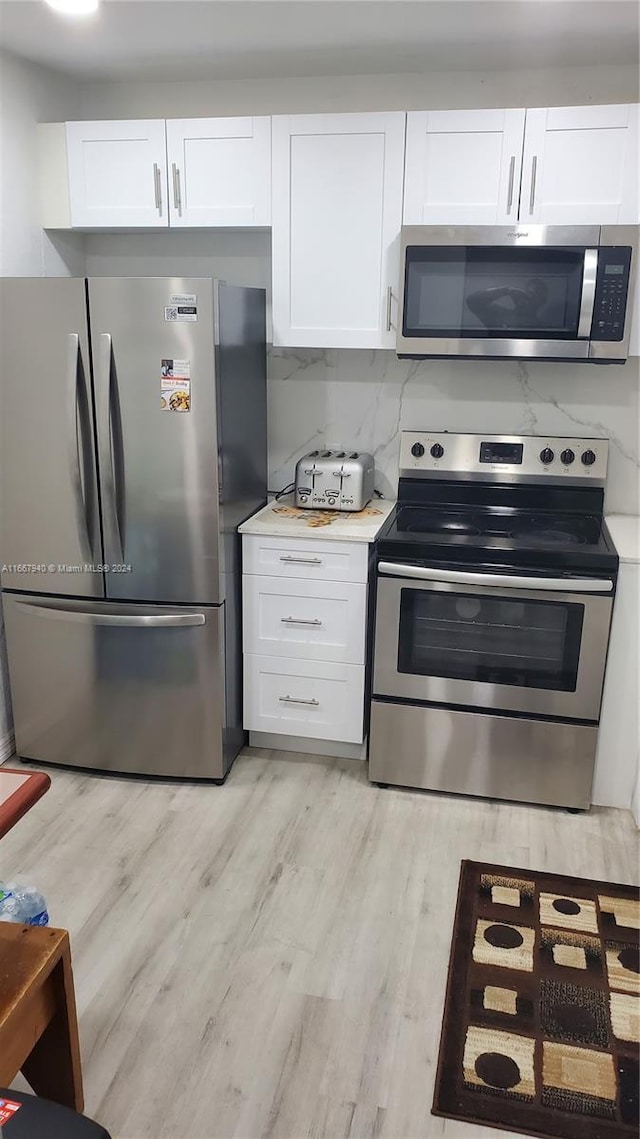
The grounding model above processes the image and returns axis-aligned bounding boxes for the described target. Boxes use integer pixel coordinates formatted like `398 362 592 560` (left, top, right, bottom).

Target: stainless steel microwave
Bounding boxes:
397 224 636 363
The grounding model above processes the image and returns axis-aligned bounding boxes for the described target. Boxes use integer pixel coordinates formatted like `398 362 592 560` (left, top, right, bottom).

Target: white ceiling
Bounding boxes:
0 0 638 82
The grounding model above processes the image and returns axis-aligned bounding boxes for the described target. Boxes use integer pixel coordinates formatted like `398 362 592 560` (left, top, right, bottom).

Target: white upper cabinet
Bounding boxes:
521 104 639 225
403 109 526 225
271 112 406 349
165 117 271 227
65 120 169 228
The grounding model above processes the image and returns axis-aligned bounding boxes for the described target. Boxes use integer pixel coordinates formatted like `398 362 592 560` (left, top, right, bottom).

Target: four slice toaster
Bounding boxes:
294 450 375 512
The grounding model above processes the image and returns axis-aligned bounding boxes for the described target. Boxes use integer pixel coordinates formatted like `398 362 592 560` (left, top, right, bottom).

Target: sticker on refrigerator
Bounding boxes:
164 293 197 322
0 1099 22 1125
161 359 191 412
170 293 197 306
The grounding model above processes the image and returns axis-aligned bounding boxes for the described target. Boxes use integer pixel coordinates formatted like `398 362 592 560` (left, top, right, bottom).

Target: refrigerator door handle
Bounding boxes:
99 333 126 562
15 601 206 628
67 333 92 561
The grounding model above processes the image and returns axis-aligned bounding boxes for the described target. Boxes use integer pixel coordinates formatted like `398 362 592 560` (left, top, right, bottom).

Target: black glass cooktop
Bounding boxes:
397 505 603 545
377 502 618 573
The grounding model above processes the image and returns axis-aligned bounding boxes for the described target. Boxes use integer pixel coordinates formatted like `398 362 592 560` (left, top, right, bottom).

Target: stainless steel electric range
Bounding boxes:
369 432 619 809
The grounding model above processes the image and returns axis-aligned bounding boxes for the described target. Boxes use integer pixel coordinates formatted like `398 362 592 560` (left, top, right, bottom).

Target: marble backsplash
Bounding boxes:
268 351 640 514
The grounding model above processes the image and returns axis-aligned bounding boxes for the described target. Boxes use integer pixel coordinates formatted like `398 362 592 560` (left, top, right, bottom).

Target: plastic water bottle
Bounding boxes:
0 882 49 925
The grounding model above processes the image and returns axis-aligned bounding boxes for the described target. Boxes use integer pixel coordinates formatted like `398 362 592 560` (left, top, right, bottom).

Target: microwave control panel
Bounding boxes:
591 248 632 341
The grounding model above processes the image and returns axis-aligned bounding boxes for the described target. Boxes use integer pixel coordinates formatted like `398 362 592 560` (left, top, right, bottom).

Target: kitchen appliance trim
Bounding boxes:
397 223 636 362
373 567 614 721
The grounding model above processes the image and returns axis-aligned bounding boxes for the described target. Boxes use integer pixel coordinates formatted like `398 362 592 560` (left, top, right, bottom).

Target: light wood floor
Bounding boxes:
3 748 639 1139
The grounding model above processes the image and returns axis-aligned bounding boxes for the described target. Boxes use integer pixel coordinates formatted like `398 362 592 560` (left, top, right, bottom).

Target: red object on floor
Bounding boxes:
0 768 51 838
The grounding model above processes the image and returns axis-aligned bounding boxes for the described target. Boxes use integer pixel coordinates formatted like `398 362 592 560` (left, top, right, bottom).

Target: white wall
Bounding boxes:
79 63 640 120
0 49 83 756
0 49 84 277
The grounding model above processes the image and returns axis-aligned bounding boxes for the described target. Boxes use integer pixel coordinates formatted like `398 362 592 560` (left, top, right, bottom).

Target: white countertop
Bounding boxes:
239 495 396 543
606 514 640 564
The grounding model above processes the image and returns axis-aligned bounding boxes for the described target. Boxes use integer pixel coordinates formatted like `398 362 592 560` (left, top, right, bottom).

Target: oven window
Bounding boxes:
403 246 585 339
398 589 584 691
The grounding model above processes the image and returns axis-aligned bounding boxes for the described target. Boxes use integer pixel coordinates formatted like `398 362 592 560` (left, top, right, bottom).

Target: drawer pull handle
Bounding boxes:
279 556 323 566
279 695 320 706
281 617 323 627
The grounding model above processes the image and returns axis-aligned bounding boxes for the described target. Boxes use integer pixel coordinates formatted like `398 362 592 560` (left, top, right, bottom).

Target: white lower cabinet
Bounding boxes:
243 655 365 743
242 534 369 584
243 575 366 663
242 534 369 745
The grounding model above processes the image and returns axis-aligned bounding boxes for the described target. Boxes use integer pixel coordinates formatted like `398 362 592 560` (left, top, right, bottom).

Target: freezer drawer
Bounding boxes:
3 593 227 779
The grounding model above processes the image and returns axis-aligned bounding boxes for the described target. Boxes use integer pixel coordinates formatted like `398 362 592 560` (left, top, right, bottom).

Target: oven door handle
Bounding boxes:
377 561 613 593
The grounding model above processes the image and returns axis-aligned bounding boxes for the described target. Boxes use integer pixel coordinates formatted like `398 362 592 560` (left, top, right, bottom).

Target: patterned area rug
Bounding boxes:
433 861 640 1138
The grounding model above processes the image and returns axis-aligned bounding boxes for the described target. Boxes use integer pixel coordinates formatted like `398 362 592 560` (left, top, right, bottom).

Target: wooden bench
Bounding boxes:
0 923 83 1112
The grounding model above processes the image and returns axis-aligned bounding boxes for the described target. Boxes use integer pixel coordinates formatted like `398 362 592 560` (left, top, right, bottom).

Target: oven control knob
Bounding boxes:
581 449 597 466
410 442 425 458
430 443 444 459
539 447 554 465
560 448 575 465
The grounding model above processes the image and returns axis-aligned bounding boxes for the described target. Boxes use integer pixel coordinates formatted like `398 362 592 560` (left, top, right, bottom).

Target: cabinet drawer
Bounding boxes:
243 576 367 663
242 535 369 583
243 654 364 743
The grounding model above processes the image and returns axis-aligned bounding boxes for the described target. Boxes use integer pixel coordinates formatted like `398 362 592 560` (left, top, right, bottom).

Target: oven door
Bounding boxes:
373 563 613 720
397 224 600 360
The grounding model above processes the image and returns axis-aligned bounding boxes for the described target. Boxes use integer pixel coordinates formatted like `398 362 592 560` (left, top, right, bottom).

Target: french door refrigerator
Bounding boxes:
0 277 267 779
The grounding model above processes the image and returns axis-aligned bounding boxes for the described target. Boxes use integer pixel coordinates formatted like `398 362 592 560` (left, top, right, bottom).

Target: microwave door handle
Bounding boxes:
577 249 598 338
377 562 613 593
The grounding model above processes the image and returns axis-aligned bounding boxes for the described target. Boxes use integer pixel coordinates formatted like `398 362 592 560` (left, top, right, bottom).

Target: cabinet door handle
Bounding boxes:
279 695 320 706
171 163 182 216
386 285 393 332
506 155 516 213
279 555 323 566
528 155 538 214
153 163 162 215
280 617 323 627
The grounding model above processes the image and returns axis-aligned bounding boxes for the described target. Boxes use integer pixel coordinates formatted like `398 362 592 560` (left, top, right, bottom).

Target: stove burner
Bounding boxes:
396 506 602 548
404 512 481 536
519 528 581 545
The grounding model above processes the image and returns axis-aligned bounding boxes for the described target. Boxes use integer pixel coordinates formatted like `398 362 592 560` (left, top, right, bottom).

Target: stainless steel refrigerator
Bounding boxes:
0 277 267 779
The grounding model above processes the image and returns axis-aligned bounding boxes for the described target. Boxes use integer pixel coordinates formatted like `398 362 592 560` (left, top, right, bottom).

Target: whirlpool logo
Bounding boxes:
507 231 530 237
